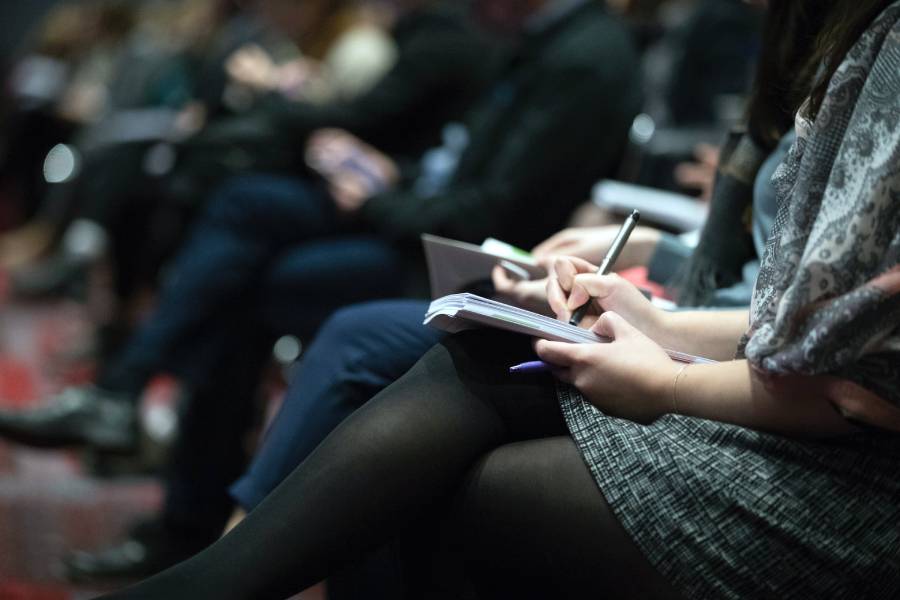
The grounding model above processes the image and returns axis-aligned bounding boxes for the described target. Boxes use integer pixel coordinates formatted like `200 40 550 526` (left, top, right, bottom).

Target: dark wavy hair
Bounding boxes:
745 0 891 150
805 1 893 115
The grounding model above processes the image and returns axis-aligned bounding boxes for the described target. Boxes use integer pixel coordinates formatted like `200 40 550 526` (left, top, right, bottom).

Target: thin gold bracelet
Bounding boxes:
672 363 690 415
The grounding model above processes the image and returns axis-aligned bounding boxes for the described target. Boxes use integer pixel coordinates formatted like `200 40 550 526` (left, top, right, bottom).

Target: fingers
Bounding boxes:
329 174 370 212
565 272 627 311
533 229 604 262
227 44 274 87
547 256 600 321
534 340 608 388
546 274 570 321
553 256 598 292
694 142 721 167
553 257 577 294
534 240 578 261
673 161 713 188
308 128 351 153
534 339 584 367
535 254 556 270
532 229 573 258
589 311 636 340
306 130 341 167
491 264 514 293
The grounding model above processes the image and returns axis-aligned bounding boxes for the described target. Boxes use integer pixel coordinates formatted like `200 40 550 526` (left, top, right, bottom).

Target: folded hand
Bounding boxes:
305 129 399 212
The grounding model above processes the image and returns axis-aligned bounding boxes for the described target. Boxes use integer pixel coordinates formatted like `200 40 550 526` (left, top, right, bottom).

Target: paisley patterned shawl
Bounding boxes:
739 3 900 429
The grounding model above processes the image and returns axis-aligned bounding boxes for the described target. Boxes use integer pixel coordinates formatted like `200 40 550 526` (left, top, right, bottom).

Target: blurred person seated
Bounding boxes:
87 2 900 596
223 124 794 533
214 120 783 588
623 0 764 193
646 0 763 128
0 0 644 583
192 6 795 586
2 1 492 364
0 0 139 234
565 0 762 232
225 0 397 104
0 0 395 269
0 0 252 269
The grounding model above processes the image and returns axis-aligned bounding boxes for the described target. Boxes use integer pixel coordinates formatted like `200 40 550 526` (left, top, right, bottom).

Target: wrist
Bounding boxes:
644 304 674 347
649 360 685 419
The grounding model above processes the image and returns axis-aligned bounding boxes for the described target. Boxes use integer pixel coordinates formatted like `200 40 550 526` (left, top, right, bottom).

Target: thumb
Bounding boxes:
491 264 514 292
590 311 637 341
534 339 582 367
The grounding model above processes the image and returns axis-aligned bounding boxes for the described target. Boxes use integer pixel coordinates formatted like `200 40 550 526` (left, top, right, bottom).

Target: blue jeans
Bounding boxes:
229 299 443 510
161 273 414 539
100 174 406 536
101 174 403 393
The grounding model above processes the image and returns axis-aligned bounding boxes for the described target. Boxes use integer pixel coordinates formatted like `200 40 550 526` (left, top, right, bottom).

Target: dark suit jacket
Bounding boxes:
271 3 497 163
361 2 644 250
170 4 496 206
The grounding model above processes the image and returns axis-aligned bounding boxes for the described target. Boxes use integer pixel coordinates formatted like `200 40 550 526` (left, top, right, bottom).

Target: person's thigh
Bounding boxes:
255 236 407 337
108 175 337 378
230 299 445 510
203 174 337 244
447 436 682 600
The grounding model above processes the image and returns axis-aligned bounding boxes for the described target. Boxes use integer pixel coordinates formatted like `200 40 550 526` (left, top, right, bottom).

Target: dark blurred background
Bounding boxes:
0 2 763 598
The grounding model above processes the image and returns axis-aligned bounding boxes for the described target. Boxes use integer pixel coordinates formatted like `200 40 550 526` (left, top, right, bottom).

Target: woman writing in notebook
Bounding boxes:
101 1 900 598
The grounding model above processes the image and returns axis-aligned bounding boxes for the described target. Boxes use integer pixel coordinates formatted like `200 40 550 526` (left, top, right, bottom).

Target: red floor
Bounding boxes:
0 275 323 599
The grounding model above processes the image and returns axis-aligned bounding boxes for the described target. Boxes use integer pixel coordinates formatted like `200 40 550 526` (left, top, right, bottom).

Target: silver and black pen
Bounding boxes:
568 209 641 327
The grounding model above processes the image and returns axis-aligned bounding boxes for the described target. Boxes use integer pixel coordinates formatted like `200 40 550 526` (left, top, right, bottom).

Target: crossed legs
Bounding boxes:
101 331 678 599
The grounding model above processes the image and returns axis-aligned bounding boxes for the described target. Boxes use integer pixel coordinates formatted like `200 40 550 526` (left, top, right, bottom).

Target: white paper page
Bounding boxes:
425 294 716 364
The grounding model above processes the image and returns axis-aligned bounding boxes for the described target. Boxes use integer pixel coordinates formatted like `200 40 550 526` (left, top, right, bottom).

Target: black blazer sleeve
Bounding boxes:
361 61 638 246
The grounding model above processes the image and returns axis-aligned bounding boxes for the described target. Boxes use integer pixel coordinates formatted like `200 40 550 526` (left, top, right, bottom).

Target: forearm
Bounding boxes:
655 309 749 361
670 360 857 438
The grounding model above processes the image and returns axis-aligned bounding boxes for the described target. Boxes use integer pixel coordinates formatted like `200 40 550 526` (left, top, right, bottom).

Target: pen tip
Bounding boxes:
631 209 641 222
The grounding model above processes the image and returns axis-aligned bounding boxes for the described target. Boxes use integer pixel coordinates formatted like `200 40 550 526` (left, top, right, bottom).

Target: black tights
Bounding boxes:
101 331 678 599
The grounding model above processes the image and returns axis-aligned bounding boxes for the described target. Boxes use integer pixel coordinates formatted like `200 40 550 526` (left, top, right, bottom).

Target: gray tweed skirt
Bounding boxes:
557 384 900 600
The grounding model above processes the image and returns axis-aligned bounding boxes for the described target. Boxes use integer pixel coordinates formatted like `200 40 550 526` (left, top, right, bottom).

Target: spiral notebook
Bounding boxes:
424 293 716 365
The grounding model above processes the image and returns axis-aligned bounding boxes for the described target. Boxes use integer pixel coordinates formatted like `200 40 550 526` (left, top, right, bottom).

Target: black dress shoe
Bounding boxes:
65 518 213 583
0 385 138 452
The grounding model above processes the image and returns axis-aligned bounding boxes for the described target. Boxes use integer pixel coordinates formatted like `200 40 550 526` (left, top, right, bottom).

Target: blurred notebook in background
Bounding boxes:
422 234 546 298
425 293 715 364
592 180 708 233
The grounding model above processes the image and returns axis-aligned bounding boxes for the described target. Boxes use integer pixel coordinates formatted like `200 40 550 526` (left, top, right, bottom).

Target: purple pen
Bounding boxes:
509 360 553 374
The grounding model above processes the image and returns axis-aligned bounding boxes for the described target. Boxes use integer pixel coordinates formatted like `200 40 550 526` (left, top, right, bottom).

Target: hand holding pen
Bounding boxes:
541 211 653 329
514 211 673 373
568 209 640 326
511 264 694 374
